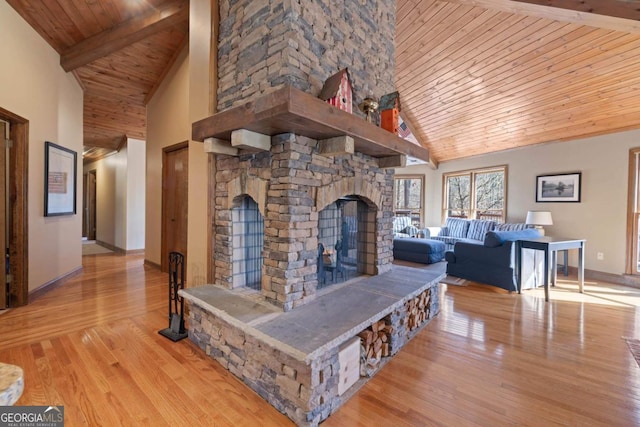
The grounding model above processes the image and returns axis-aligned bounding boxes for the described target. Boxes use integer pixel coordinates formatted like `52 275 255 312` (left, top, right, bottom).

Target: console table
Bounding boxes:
517 237 586 301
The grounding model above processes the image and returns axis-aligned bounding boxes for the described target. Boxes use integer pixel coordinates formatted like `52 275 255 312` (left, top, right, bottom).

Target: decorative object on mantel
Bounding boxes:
319 68 353 113
526 210 553 236
379 91 400 133
358 97 379 123
536 172 582 202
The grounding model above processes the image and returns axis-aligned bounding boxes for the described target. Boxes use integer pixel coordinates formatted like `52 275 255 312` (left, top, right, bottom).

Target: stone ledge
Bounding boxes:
181 264 444 426
181 265 444 364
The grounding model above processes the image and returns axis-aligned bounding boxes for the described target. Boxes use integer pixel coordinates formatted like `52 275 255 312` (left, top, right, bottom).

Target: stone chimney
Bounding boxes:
217 0 396 112
213 0 398 311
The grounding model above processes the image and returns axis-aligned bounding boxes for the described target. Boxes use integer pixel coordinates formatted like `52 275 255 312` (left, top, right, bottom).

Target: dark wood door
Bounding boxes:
87 171 96 240
0 122 5 309
161 143 188 272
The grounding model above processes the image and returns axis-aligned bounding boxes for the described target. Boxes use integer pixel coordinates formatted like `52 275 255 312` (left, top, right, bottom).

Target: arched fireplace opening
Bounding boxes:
231 196 264 290
317 196 376 288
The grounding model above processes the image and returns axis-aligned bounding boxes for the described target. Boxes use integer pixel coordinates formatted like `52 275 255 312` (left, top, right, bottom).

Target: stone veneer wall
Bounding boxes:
187 281 440 427
217 0 396 113
214 133 395 311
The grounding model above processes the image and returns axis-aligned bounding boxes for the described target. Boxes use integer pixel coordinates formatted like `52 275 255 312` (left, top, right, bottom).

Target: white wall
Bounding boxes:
146 0 211 285
0 1 83 291
126 138 146 250
84 138 146 251
188 0 214 286
398 129 640 276
146 48 189 268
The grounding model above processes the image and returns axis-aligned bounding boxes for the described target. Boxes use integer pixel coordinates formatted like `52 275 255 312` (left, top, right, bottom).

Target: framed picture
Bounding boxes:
536 172 581 203
44 141 77 216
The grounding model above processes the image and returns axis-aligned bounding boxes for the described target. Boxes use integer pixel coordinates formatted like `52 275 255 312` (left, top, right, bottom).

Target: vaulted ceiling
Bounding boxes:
397 0 640 164
7 0 640 166
6 0 189 163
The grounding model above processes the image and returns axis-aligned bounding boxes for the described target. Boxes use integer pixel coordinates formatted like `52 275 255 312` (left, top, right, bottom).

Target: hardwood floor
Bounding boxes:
1 254 640 426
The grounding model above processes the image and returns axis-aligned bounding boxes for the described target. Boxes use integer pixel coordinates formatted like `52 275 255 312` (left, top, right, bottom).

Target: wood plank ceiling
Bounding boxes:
396 0 640 163
8 0 640 165
6 0 188 163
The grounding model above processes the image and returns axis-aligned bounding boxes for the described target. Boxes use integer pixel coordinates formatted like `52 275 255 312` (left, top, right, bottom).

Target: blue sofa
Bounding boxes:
445 228 543 292
427 218 533 250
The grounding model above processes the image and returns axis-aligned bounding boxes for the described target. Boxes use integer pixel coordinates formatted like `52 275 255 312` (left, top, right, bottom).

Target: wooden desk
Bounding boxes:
517 237 586 302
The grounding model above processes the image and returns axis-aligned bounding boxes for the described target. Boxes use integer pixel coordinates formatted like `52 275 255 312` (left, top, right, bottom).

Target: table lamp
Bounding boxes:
526 210 553 236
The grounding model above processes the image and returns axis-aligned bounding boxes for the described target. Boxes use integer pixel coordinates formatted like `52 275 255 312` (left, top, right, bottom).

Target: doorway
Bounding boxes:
161 142 188 273
0 121 6 308
0 107 28 307
83 170 96 240
626 147 640 274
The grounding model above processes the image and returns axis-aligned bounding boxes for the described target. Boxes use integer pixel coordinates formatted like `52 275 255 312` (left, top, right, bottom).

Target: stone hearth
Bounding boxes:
181 264 444 426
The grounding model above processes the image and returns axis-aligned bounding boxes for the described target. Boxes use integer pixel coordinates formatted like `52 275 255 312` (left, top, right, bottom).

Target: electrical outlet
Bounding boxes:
597 252 604 261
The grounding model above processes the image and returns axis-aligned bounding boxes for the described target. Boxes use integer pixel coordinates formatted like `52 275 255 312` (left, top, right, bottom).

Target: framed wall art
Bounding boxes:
44 141 77 216
536 172 581 203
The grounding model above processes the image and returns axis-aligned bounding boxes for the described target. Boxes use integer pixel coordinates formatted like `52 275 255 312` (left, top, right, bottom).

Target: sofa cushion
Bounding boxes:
484 229 541 248
444 217 470 238
393 216 412 235
466 220 496 240
495 223 533 232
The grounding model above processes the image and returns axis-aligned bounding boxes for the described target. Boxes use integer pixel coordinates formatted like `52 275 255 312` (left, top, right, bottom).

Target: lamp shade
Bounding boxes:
526 210 553 226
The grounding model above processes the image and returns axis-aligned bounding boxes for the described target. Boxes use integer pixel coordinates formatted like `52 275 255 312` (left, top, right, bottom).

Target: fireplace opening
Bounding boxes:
318 197 373 289
232 196 264 290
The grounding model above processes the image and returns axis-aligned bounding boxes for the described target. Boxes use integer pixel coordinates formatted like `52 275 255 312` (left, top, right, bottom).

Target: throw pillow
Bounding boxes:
467 220 496 240
484 229 541 247
444 217 470 238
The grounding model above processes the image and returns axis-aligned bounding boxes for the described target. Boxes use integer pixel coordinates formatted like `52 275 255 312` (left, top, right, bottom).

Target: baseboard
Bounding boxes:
29 265 83 302
144 259 161 270
95 240 144 255
95 240 124 253
565 266 640 289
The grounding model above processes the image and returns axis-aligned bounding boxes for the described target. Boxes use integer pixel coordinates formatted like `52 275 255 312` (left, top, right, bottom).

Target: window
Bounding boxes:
443 166 507 222
394 175 424 226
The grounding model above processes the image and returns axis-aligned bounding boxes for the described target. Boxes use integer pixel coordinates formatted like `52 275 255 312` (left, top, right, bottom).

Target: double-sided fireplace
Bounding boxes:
231 194 373 293
184 87 439 427
213 132 394 311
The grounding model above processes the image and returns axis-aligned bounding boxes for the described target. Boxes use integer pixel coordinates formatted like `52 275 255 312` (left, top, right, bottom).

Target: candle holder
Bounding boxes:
358 97 379 123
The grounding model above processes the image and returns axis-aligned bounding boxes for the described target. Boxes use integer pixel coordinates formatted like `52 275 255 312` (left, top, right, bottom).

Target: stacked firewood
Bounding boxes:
405 289 431 331
358 319 393 376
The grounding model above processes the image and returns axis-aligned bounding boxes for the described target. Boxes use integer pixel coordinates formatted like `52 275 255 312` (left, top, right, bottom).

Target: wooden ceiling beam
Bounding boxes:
60 0 189 72
439 0 640 33
510 0 640 22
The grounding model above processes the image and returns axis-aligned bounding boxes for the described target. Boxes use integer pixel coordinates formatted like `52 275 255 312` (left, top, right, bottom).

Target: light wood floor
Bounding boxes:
1 254 640 426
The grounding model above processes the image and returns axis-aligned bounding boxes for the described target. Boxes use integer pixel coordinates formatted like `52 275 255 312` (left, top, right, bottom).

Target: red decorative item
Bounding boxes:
379 91 400 134
319 68 353 113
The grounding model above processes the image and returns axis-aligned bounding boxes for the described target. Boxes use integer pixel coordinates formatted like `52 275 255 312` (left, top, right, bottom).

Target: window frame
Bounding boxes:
442 165 508 223
393 174 425 227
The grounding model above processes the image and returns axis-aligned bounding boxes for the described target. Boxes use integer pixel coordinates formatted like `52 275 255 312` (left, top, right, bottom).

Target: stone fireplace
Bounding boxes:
213 133 393 310
181 1 440 425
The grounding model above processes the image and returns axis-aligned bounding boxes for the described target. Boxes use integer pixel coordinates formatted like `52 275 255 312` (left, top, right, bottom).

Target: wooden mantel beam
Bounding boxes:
192 85 431 163
60 0 189 72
